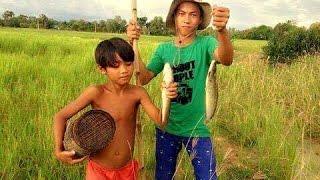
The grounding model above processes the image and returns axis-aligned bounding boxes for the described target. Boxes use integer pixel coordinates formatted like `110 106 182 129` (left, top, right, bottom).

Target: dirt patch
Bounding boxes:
215 136 263 179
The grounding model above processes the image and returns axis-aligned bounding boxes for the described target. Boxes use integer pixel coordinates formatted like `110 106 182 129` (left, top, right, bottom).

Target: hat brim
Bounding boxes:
166 0 212 30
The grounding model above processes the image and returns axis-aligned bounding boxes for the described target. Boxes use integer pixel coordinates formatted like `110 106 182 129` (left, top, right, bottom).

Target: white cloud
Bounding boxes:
0 0 319 29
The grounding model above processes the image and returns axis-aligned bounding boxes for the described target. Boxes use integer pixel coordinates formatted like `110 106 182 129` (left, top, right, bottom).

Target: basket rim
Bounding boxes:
71 109 116 152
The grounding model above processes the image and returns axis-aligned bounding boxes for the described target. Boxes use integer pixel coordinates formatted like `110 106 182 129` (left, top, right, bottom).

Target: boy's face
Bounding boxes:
102 54 134 85
174 2 202 36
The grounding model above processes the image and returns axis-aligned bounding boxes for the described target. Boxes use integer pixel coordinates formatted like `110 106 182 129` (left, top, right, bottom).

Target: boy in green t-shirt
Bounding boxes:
127 0 233 179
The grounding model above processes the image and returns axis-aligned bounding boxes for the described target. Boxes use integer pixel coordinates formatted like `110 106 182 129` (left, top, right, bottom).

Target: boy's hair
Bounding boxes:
95 38 134 68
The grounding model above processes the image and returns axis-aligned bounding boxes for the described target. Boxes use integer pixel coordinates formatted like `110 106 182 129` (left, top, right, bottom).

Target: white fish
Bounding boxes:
205 60 219 121
162 63 174 124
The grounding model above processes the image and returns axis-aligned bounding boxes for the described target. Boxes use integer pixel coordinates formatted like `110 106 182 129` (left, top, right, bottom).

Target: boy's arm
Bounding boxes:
136 52 156 85
212 6 234 66
53 86 98 164
138 87 163 126
139 85 177 127
214 29 233 66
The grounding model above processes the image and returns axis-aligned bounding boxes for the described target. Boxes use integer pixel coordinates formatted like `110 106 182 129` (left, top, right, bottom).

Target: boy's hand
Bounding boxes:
55 150 87 165
212 6 230 32
161 82 178 99
126 20 141 44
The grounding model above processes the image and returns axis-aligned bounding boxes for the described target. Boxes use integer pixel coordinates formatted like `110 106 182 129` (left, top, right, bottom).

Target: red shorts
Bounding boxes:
86 159 139 180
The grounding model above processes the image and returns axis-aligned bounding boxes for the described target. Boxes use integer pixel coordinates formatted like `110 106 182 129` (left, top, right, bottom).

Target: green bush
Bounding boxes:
308 23 320 53
263 21 320 64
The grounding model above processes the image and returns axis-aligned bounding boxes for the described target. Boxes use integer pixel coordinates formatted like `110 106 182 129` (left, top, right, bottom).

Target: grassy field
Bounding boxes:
0 27 319 180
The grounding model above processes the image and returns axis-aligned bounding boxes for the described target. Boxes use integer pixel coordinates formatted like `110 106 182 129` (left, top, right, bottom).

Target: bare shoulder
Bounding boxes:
82 84 104 98
129 85 148 95
127 85 150 101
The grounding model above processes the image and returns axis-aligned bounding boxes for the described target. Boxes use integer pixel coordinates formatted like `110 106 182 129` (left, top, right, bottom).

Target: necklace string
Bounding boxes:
173 25 196 67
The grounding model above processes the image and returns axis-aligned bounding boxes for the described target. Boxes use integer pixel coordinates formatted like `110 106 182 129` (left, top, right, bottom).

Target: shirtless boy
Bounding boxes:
53 37 177 179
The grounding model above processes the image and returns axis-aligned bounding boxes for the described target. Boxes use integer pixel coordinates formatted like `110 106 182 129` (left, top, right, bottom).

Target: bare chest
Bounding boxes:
92 93 139 123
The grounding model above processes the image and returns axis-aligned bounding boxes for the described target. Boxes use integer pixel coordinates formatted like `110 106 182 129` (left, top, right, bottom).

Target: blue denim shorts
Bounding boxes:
155 128 217 180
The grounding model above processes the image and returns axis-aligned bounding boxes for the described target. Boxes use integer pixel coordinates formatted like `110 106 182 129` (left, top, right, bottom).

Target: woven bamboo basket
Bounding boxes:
63 109 116 157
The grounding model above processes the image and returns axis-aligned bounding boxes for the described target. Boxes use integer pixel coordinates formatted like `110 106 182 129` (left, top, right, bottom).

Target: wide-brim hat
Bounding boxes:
166 0 212 30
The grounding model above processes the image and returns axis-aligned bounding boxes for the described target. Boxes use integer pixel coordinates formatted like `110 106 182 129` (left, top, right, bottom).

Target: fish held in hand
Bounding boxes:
205 60 219 121
162 63 174 124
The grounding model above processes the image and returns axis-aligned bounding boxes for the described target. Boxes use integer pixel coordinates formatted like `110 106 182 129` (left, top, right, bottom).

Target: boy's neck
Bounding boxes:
174 32 197 47
105 82 129 95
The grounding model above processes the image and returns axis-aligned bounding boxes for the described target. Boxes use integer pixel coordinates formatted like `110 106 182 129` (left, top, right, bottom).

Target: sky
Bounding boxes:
0 0 319 30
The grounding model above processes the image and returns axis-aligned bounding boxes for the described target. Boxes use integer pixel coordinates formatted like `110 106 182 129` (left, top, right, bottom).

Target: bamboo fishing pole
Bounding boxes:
131 0 140 79
131 0 144 176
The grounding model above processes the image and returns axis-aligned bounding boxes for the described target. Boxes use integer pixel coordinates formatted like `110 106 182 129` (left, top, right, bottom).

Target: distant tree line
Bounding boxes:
1 10 319 65
0 10 172 35
263 20 320 64
198 20 320 64
232 25 273 40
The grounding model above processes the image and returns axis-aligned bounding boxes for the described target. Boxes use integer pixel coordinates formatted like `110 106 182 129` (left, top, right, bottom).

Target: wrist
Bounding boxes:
54 146 64 154
216 28 230 42
54 150 61 158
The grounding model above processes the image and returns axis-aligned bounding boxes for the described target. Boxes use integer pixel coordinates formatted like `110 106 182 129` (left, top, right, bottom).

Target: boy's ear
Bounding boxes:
97 66 106 75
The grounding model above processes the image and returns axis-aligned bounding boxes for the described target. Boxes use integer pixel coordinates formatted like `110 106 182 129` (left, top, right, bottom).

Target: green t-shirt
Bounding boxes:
147 35 218 137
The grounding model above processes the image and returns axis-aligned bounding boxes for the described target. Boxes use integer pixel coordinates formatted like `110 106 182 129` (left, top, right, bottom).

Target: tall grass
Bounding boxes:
0 28 319 179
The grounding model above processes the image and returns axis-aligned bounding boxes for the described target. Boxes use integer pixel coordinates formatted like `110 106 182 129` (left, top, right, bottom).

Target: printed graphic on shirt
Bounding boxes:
171 60 195 105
